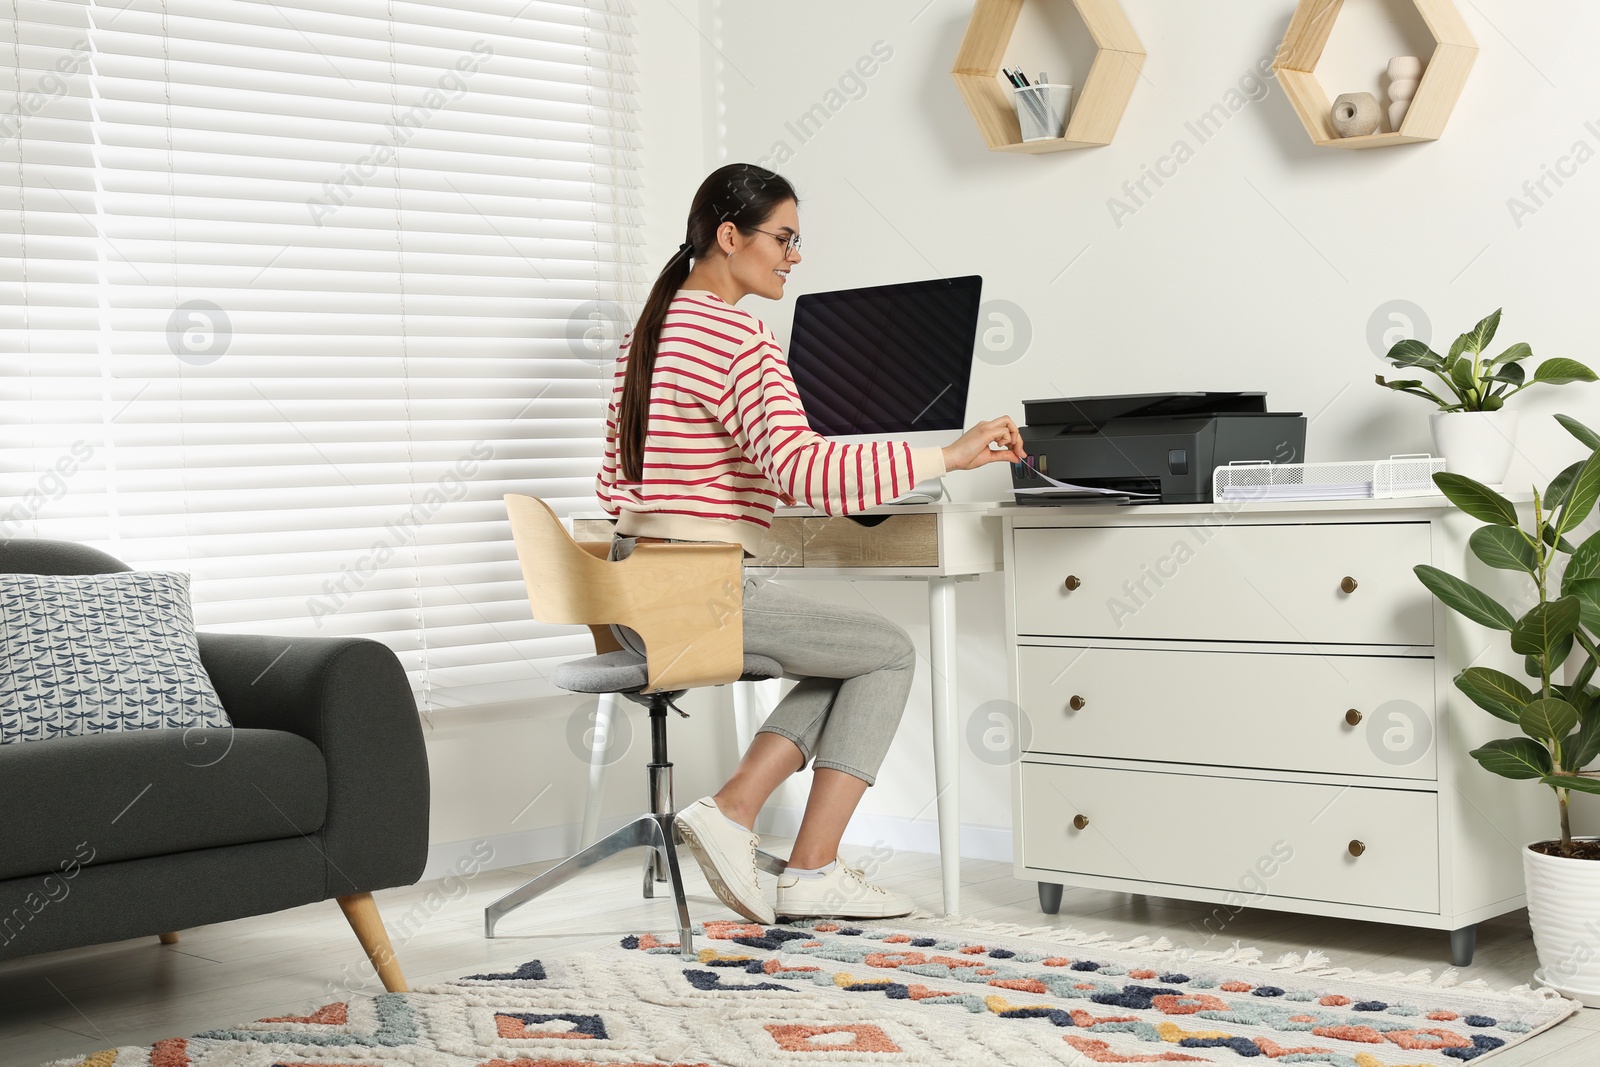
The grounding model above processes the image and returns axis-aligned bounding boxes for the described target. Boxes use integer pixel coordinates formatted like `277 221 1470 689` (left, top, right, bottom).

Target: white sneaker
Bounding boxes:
775 859 915 920
673 797 774 925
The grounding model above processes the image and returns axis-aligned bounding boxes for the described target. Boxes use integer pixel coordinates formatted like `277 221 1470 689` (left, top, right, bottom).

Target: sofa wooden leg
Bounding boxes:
336 892 408 993
158 932 180 945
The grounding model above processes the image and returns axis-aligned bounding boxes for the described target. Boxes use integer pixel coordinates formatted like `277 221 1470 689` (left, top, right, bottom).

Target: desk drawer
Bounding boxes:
800 513 938 567
571 516 808 569
1013 523 1433 644
1020 762 1439 912
752 518 807 568
1020 645 1437 779
572 518 616 544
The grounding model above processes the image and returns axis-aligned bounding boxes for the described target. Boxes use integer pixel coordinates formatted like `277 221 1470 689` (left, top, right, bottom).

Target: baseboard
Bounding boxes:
421 815 635 882
756 806 1013 864
423 812 1013 882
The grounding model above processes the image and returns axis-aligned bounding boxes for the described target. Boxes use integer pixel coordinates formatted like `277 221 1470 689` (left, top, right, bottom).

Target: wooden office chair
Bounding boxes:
483 494 788 957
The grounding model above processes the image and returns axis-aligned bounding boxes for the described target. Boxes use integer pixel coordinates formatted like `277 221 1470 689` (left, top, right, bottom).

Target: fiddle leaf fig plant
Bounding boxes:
1415 413 1600 857
1376 308 1596 412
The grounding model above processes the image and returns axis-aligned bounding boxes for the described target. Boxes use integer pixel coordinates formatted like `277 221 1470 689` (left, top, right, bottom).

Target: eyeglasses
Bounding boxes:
751 227 802 257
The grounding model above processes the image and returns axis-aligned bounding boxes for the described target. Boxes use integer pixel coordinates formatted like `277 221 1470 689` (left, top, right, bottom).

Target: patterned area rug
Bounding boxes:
43 917 1581 1066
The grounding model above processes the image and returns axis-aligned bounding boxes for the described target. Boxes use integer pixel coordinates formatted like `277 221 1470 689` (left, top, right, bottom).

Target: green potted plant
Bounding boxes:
1416 413 1600 1004
1376 308 1594 485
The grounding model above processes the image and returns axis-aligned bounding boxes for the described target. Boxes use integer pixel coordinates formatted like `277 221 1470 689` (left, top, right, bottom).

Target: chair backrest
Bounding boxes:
503 494 746 694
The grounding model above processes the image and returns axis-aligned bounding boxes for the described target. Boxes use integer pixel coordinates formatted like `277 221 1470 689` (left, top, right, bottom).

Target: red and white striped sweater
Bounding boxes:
596 289 946 557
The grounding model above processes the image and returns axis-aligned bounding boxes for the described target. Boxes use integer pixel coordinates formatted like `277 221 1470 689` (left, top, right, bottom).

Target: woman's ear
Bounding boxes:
716 220 739 256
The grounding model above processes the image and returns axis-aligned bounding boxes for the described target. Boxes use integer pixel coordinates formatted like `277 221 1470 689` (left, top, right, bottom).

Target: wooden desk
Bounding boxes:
572 502 1001 916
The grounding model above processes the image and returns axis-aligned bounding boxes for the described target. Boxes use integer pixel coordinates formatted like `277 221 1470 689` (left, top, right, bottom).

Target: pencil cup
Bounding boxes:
1013 83 1072 141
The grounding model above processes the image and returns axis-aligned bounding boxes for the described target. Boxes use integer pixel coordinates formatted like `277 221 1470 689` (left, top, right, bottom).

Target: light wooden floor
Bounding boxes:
2 841 1596 1066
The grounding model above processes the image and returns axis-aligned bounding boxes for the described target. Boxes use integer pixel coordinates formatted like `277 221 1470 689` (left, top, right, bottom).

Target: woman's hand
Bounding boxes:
942 416 1026 472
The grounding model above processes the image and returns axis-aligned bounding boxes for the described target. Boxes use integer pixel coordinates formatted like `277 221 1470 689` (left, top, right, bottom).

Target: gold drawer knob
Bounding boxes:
1072 814 1090 830
1348 839 1366 857
1064 574 1082 591
1340 576 1359 594
1069 694 1087 711
1345 708 1363 726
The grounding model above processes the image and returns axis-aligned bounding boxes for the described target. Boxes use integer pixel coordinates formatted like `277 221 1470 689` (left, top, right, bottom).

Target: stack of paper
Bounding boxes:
1015 471 1159 498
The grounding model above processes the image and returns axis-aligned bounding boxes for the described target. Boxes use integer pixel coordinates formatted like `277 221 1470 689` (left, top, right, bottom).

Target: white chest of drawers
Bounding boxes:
994 495 1546 966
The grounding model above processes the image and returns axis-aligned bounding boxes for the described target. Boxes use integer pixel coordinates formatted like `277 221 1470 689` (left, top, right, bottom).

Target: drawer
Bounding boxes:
569 516 806 569
1013 523 1433 645
1019 645 1437 779
799 513 938 567
1020 762 1439 912
571 518 616 544
752 517 806 568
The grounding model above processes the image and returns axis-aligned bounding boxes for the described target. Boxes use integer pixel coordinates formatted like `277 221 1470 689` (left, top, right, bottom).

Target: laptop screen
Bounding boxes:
786 275 982 436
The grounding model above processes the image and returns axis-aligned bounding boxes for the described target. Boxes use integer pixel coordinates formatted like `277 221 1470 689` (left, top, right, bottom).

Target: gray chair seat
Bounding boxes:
553 650 783 694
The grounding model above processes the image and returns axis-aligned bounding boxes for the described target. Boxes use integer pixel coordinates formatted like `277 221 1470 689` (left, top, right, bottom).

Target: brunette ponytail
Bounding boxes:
617 163 798 483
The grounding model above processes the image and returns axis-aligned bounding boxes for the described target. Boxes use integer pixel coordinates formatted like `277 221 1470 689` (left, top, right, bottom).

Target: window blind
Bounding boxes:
1 0 642 712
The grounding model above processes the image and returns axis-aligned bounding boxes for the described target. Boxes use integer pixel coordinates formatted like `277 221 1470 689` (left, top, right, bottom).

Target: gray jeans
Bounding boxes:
607 534 916 785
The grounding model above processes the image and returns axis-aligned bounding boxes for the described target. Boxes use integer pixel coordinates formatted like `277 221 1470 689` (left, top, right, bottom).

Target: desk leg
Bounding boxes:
733 679 782 755
732 680 756 756
928 575 960 916
580 691 618 849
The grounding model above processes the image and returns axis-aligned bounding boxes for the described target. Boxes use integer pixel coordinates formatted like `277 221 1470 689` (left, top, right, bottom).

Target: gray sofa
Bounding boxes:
0 539 430 990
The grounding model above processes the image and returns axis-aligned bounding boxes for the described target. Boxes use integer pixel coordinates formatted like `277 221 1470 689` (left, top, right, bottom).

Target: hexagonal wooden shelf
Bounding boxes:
1273 0 1477 149
951 0 1145 154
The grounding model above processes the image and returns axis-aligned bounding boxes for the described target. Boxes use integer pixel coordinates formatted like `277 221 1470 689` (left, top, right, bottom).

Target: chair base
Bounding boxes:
482 690 790 959
485 811 695 956
642 842 790 896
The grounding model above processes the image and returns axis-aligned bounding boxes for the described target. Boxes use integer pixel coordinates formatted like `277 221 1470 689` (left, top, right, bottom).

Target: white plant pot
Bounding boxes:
1429 409 1519 486
1524 839 1600 1007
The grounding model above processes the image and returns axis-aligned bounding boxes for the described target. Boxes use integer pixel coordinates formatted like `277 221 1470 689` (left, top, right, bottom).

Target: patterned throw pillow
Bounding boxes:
0 571 230 745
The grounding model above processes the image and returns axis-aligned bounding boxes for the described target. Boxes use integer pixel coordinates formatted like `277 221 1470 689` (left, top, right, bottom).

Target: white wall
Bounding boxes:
704 0 1600 850
428 0 1600 875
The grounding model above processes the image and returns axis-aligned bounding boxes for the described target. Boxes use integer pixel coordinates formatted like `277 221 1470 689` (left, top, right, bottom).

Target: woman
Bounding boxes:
596 163 1025 923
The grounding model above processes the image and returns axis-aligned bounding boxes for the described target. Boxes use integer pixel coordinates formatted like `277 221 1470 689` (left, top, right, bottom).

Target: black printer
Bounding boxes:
1010 391 1306 504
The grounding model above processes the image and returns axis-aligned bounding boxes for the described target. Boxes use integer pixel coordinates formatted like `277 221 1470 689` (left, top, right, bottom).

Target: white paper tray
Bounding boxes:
1213 454 1447 502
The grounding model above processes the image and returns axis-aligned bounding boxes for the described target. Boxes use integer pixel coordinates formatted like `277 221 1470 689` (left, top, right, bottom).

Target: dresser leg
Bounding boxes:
1450 924 1476 966
1038 882 1063 915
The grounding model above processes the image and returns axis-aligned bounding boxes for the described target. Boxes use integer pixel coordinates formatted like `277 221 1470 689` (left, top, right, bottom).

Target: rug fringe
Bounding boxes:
897 912 1578 1007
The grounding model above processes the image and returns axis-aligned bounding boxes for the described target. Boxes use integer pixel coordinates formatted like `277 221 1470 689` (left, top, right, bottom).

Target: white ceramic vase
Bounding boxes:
1429 409 1519 486
1387 55 1423 132
1524 840 1600 1007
